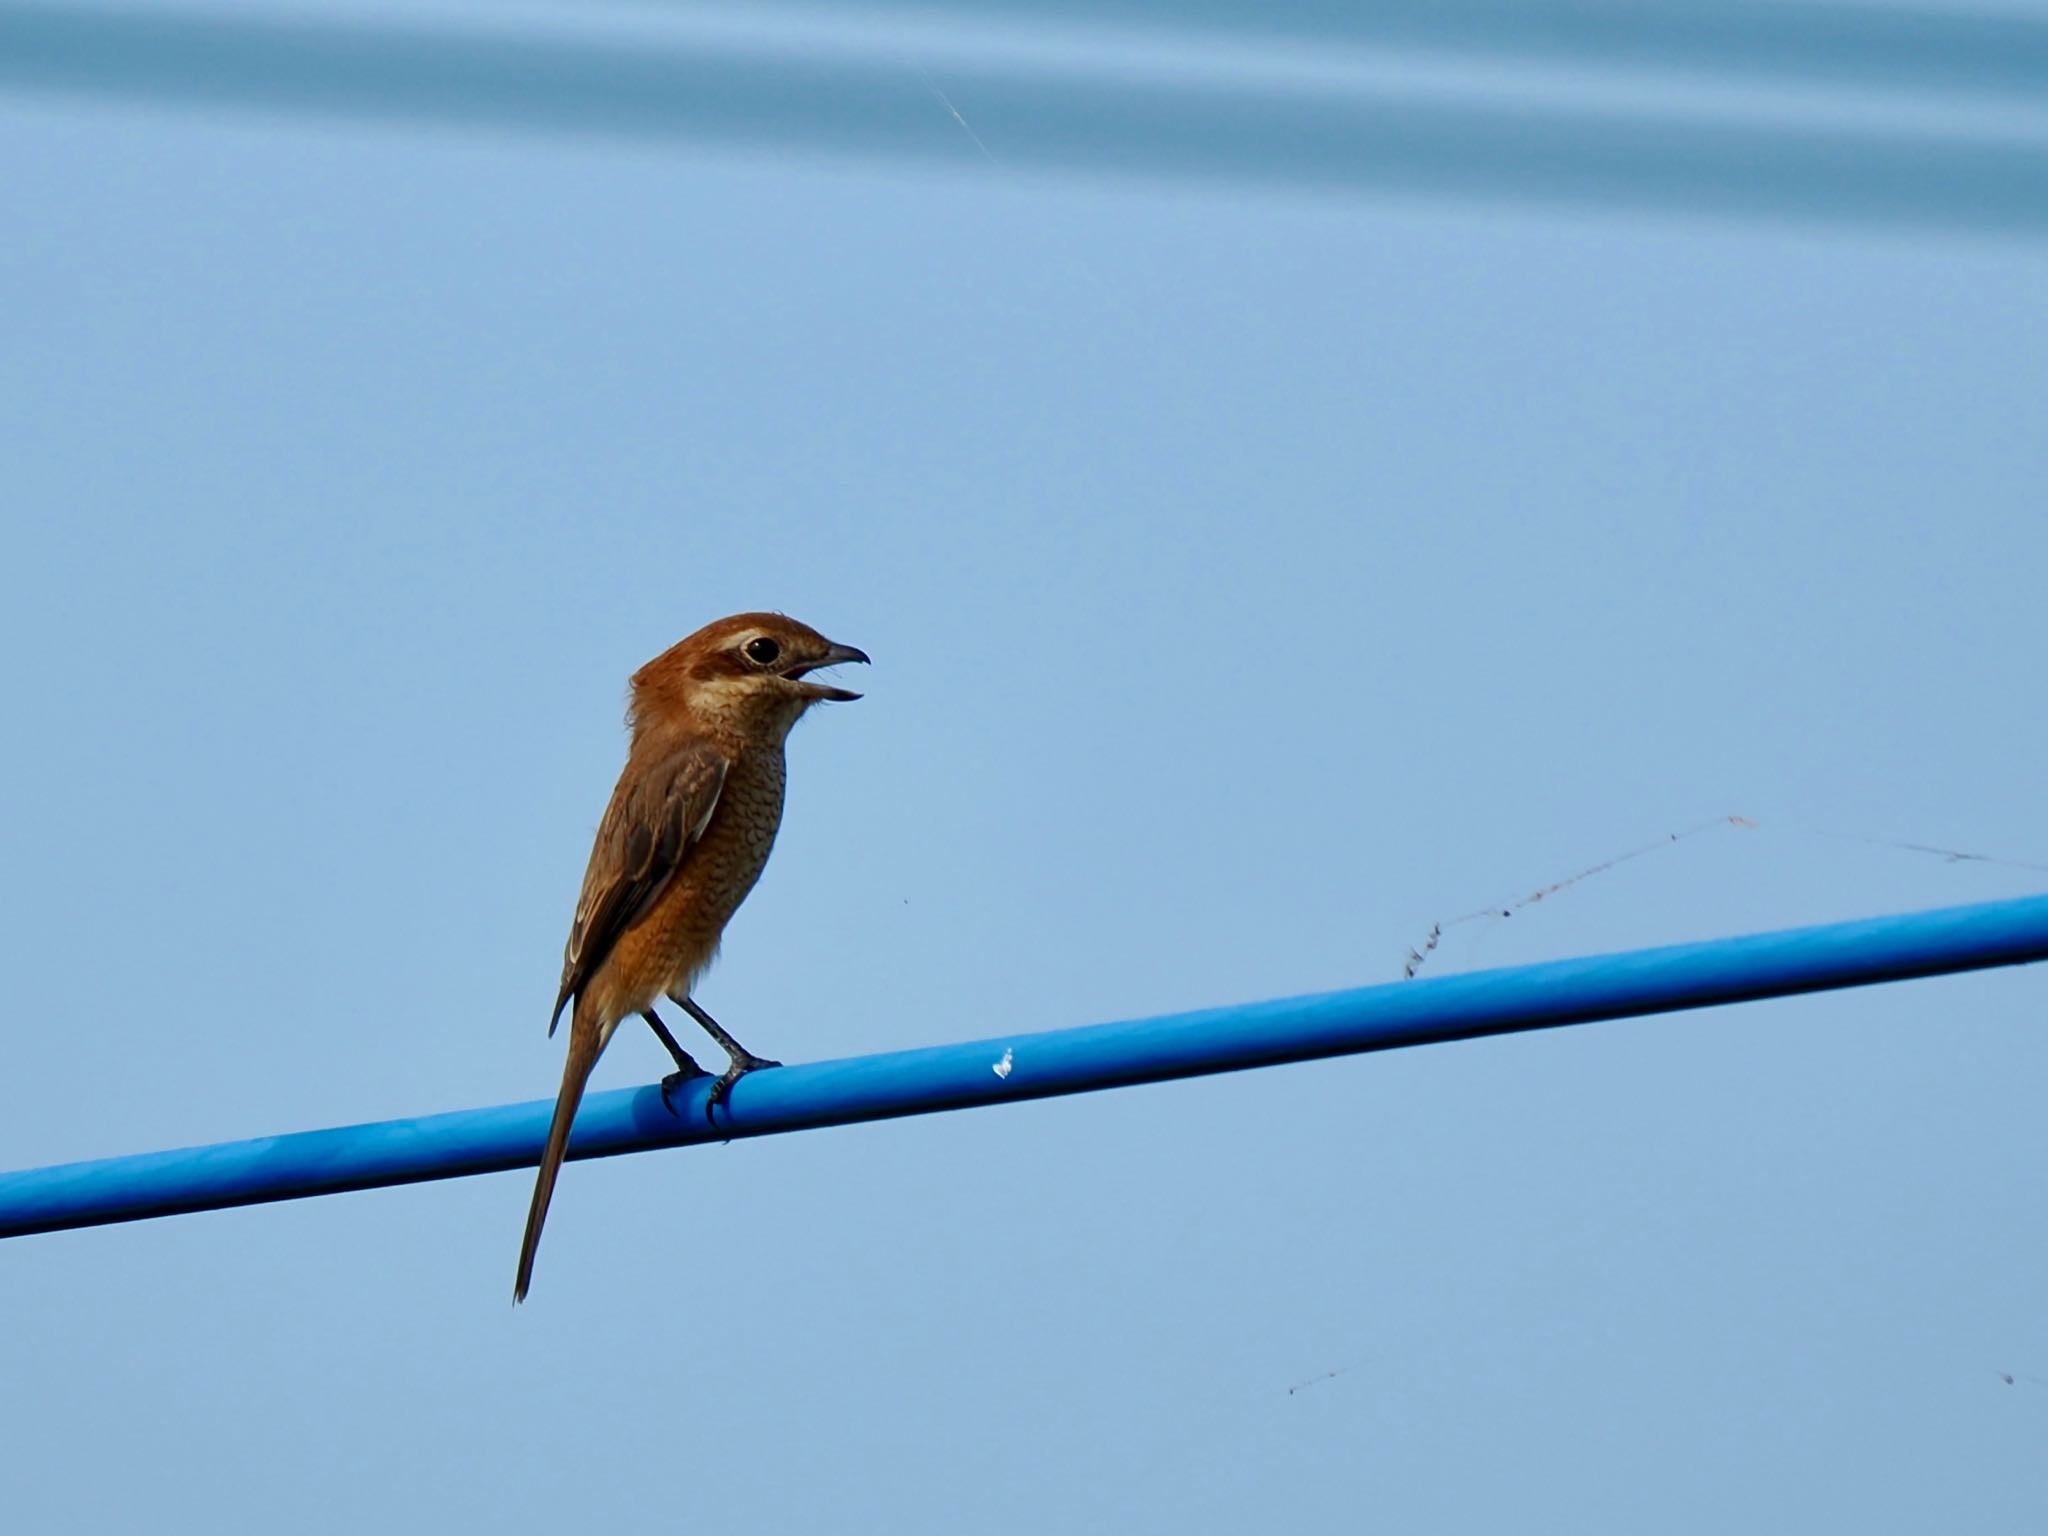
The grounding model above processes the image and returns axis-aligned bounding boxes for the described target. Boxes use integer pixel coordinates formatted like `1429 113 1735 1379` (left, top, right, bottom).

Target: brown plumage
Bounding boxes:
514 613 868 1303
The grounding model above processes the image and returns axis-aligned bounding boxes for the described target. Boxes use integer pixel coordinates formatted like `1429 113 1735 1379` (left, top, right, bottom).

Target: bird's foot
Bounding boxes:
660 1061 710 1115
704 1052 781 1128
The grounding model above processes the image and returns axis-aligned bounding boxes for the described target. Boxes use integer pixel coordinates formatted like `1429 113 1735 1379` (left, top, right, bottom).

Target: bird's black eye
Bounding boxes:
744 636 781 666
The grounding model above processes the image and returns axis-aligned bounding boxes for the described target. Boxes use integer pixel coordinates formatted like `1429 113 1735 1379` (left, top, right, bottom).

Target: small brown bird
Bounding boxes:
514 612 868 1302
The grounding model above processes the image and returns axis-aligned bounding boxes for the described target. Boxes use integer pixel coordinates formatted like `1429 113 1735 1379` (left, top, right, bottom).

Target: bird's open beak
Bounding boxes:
788 641 870 702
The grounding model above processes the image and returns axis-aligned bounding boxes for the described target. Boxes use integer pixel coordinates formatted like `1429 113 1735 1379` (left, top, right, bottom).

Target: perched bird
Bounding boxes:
515 613 868 1302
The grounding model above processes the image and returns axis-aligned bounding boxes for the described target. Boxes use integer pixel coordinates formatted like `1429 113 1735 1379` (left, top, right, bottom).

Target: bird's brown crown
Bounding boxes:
628 612 868 740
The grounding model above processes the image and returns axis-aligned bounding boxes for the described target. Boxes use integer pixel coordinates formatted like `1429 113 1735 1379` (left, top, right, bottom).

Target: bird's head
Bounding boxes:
631 612 870 740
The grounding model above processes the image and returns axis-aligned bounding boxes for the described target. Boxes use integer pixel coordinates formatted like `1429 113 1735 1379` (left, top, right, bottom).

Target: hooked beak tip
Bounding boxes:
789 640 869 700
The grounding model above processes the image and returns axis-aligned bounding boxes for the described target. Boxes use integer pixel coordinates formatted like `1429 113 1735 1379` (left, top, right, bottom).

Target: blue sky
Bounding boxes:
4 4 2047 1530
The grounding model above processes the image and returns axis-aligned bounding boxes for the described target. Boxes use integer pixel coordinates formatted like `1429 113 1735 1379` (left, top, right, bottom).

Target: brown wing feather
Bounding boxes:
548 737 730 1035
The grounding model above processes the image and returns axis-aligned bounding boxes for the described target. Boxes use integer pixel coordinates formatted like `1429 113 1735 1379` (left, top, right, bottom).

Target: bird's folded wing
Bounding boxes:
549 737 730 1034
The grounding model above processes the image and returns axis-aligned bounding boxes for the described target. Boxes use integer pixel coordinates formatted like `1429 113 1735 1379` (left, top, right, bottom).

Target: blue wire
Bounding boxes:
4 891 2046 1239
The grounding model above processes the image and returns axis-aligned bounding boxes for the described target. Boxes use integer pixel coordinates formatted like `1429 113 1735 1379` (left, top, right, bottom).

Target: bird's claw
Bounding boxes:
660 1063 709 1116
704 1054 782 1128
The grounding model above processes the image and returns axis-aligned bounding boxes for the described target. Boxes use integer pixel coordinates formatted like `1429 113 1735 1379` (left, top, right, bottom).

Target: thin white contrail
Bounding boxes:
913 61 998 165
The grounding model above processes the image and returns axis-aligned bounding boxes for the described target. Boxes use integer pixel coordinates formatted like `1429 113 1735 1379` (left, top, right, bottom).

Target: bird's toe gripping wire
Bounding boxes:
644 1008 710 1115
673 996 783 1127
703 1049 782 1128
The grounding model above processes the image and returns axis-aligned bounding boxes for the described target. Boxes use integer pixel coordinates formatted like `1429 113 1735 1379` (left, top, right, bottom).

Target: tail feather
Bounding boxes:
514 1012 605 1304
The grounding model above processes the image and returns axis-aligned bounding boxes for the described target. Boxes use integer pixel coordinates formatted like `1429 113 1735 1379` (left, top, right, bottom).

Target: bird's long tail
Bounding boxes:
515 1010 606 1304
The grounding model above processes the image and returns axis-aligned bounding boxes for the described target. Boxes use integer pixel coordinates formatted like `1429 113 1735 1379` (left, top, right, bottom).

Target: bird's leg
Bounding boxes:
643 1008 708 1115
674 995 781 1126
677 995 781 1073
644 1008 709 1075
